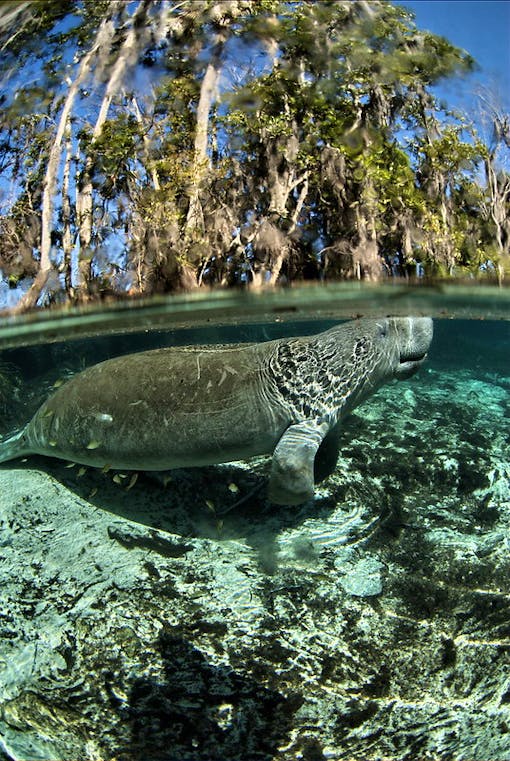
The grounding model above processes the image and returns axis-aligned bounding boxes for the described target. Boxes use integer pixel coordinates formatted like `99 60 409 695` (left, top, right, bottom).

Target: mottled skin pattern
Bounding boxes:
0 317 433 505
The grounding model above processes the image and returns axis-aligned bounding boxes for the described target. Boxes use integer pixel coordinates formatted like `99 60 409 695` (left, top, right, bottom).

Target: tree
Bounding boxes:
477 95 510 282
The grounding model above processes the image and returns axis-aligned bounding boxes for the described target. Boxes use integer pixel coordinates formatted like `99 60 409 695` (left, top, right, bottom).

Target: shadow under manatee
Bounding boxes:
114 629 299 761
1 452 339 564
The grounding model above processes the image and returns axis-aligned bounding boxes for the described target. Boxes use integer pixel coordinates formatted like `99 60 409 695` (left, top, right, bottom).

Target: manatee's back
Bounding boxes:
16 342 289 470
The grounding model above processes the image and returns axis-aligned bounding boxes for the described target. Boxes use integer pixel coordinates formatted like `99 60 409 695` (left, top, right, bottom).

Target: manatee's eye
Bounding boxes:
377 321 389 338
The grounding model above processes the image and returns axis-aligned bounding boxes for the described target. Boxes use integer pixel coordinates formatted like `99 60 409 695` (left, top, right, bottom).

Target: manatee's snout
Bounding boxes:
393 317 433 379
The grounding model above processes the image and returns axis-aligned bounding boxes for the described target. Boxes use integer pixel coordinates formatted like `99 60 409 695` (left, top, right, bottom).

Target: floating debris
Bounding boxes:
77 467 86 477
65 462 76 469
94 412 113 423
86 440 101 450
126 473 138 491
101 463 112 474
228 482 239 493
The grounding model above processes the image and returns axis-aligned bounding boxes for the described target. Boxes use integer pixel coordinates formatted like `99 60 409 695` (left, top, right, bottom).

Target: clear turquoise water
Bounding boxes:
0 285 509 761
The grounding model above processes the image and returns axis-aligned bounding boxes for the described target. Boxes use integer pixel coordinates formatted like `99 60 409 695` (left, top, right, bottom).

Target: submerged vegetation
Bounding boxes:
0 357 20 418
0 0 508 310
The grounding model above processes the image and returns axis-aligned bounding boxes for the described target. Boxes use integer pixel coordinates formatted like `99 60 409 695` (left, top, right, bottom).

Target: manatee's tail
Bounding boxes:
0 431 30 464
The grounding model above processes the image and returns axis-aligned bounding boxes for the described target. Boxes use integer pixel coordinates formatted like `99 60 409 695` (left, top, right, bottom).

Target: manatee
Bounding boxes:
0 316 432 505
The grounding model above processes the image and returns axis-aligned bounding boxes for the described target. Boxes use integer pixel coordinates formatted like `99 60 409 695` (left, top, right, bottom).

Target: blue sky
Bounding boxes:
401 1 510 115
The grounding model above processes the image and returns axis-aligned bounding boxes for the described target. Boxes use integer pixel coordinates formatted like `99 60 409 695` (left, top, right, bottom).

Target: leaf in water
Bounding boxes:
126 473 138 491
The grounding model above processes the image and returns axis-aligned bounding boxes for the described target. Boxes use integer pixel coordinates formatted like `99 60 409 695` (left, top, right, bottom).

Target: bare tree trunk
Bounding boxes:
401 212 413 262
184 30 227 241
265 172 309 286
75 0 150 299
264 118 303 217
250 117 309 286
61 125 74 297
484 154 510 283
131 96 160 191
129 96 162 294
13 7 118 311
353 176 381 280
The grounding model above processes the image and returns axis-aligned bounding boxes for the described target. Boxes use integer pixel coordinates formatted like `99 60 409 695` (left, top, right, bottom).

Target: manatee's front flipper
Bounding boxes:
268 421 329 505
314 421 341 484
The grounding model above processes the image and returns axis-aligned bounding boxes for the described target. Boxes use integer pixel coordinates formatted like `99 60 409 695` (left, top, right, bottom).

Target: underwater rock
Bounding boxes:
0 365 509 760
337 556 383 597
107 523 193 558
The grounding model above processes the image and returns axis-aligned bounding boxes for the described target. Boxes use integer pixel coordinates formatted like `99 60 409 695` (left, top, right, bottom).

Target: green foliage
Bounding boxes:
153 75 199 153
414 126 481 177
87 115 142 198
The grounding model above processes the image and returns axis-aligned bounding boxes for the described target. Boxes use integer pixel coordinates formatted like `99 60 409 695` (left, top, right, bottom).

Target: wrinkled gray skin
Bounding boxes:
0 317 432 505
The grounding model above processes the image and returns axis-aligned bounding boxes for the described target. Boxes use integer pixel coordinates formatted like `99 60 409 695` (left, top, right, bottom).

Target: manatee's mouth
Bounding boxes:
400 350 428 364
391 316 433 380
396 350 428 378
